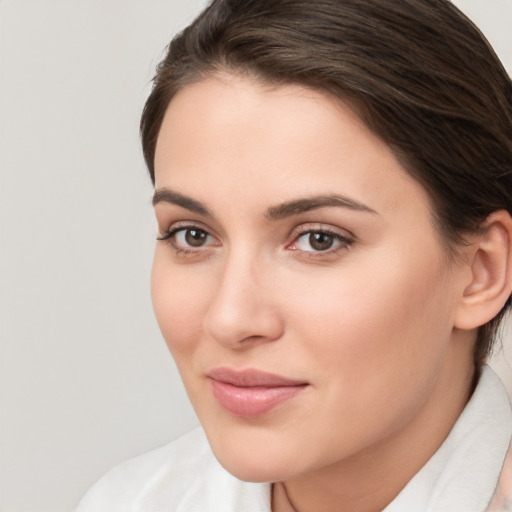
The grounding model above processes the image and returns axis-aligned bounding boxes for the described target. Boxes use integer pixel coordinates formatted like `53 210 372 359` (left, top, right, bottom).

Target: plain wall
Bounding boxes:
0 1 511 511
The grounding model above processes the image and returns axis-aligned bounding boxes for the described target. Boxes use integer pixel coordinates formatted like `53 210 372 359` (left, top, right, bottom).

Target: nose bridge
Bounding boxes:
203 244 283 347
216 248 257 310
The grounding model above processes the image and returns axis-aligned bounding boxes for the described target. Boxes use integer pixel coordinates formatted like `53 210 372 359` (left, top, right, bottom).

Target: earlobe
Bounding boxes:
454 210 512 331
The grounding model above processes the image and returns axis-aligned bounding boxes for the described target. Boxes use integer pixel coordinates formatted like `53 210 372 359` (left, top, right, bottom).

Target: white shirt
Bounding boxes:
76 366 511 512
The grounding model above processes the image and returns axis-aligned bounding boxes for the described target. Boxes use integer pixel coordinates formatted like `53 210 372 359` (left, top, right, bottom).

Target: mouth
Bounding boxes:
207 367 309 418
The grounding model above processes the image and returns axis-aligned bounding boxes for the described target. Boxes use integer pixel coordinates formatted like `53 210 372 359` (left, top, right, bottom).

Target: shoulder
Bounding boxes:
75 427 270 512
75 428 210 511
488 441 512 511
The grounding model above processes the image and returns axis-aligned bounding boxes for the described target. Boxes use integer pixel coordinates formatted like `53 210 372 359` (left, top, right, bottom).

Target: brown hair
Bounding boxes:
140 0 512 364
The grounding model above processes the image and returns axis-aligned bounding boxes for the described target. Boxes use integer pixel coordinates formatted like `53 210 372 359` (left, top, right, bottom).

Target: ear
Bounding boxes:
454 210 512 330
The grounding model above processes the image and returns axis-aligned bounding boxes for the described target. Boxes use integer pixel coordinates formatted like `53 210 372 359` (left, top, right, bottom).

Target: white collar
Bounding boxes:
383 365 512 512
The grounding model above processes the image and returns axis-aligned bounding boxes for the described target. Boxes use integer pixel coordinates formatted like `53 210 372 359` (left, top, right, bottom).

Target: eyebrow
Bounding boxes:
152 188 213 217
152 188 377 219
265 194 377 219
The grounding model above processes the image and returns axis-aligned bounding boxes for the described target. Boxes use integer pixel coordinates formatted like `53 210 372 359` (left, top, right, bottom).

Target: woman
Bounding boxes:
77 0 512 510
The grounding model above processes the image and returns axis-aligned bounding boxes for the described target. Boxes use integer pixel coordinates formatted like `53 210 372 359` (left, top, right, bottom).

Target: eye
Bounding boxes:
298 232 336 251
289 228 353 254
157 225 217 251
175 227 210 248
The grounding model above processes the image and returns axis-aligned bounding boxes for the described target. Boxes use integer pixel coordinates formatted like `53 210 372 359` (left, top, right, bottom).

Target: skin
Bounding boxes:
151 73 477 512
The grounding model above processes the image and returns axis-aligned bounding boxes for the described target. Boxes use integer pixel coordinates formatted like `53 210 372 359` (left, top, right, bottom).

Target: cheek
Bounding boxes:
264 254 456 466
150 249 211 358
286 247 454 390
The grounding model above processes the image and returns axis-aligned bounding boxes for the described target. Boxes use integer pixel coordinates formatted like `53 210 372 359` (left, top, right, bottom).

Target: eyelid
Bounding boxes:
157 220 215 239
289 223 354 241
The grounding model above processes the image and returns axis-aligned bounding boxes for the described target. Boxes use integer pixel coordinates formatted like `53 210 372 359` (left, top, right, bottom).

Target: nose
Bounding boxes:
202 252 284 349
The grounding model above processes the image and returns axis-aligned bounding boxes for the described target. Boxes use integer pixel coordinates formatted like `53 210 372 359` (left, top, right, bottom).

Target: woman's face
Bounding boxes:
151 74 470 482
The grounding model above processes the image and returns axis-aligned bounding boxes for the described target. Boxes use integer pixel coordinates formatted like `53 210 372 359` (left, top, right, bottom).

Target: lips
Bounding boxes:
207 368 308 418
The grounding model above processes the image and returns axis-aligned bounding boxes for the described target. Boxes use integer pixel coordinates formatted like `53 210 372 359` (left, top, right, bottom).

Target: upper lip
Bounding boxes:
207 367 308 387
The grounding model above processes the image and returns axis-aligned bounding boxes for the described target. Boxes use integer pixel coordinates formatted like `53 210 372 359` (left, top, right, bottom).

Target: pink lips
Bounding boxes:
208 368 308 418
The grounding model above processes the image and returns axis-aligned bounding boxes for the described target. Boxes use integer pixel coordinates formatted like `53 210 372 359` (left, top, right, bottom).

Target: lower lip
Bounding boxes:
210 380 307 418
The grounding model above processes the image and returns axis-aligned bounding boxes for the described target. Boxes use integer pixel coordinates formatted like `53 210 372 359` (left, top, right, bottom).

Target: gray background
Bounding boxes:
1 1 511 511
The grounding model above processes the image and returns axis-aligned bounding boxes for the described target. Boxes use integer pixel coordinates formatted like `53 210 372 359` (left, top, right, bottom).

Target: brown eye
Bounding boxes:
185 228 208 247
308 232 334 251
292 229 352 254
157 225 216 251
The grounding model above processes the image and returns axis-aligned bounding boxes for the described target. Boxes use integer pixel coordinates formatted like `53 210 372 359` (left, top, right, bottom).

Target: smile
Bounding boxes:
207 368 309 418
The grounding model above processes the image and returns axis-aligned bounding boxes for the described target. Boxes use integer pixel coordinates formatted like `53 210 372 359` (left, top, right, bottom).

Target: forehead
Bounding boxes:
154 73 431 223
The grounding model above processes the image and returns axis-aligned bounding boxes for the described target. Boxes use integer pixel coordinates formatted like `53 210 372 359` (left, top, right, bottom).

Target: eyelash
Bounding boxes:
157 224 216 256
156 224 354 258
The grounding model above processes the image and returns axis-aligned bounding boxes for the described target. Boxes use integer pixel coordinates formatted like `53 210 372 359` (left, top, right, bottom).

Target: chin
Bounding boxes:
215 451 295 483
204 425 307 483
